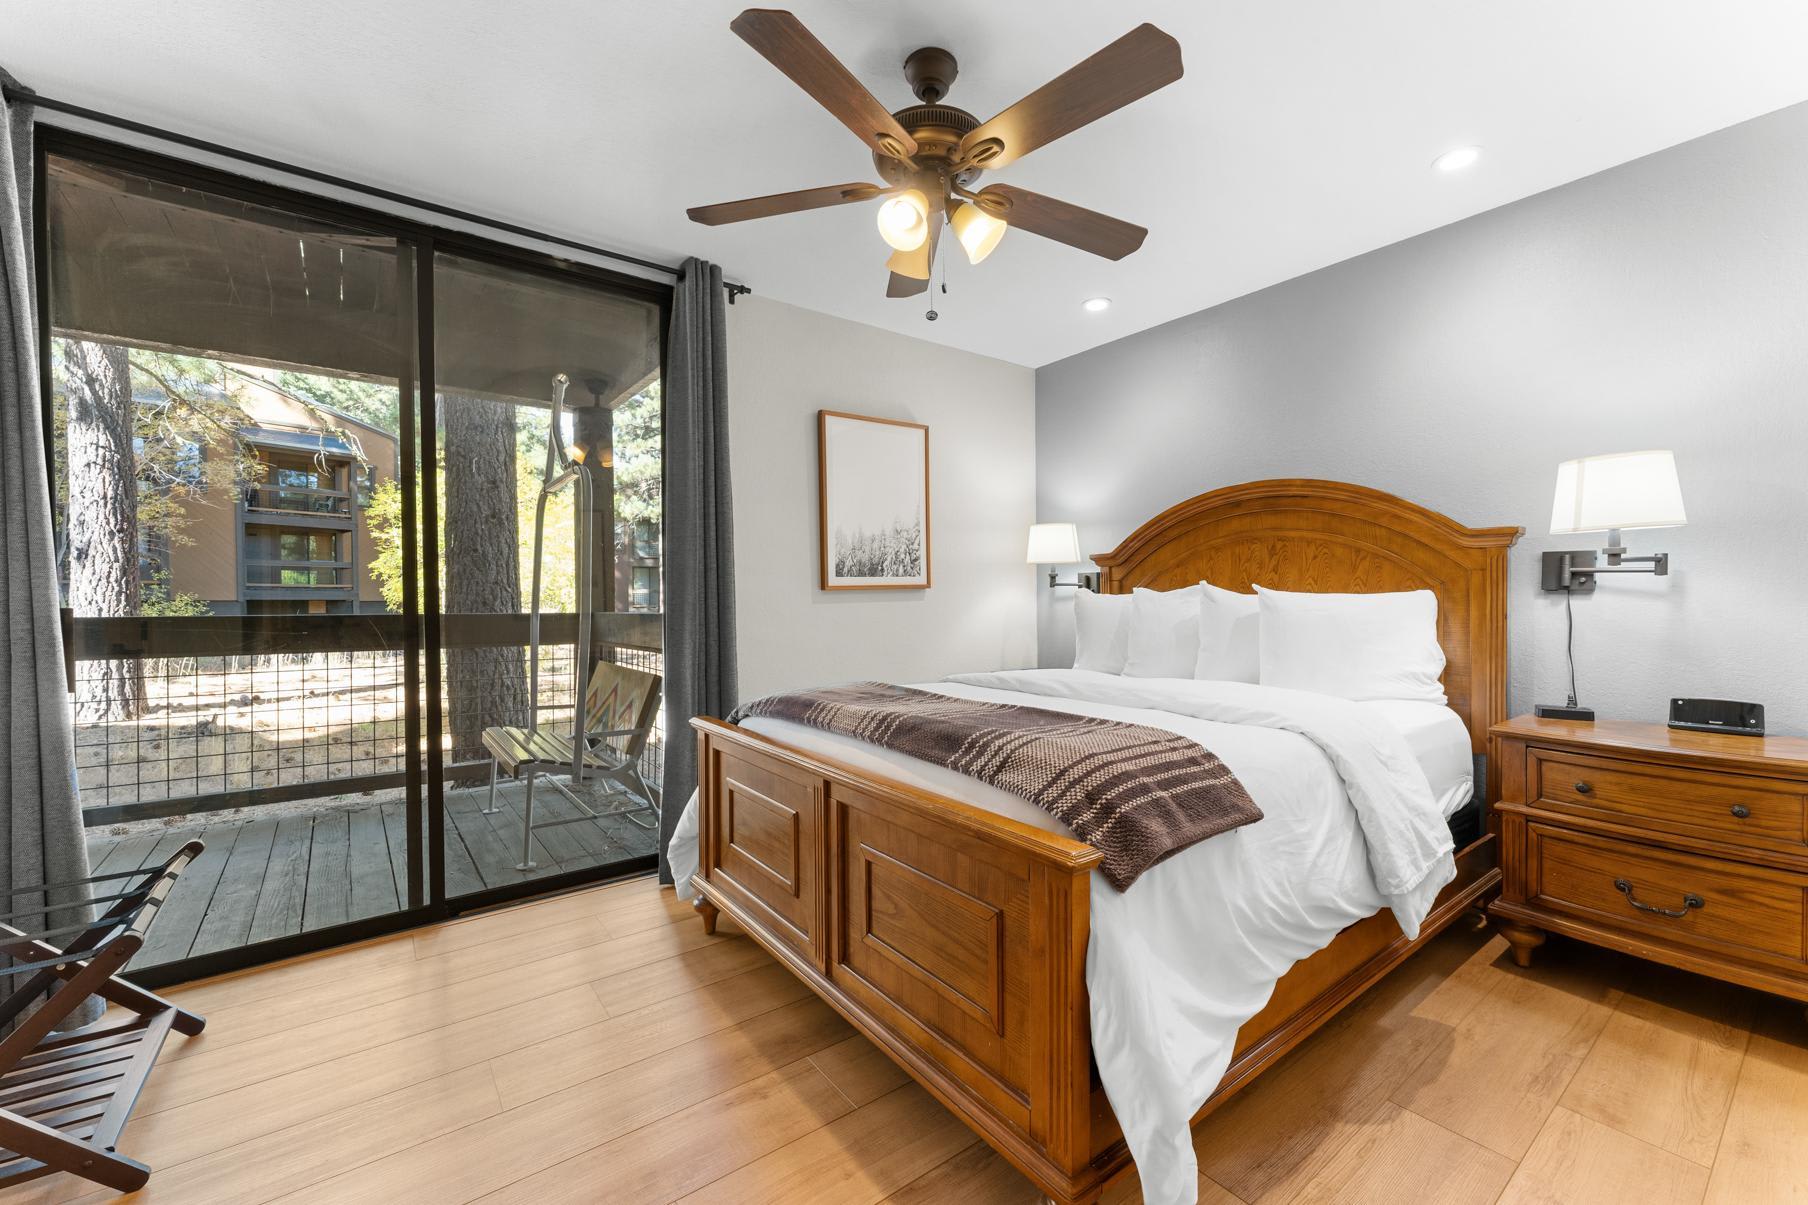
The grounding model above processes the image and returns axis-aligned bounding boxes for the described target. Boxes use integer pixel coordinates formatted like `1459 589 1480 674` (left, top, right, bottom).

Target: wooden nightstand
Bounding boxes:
1490 714 1808 1004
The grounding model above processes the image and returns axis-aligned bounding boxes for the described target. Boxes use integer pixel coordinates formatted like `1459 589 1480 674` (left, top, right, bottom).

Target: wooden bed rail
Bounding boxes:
691 716 1105 1197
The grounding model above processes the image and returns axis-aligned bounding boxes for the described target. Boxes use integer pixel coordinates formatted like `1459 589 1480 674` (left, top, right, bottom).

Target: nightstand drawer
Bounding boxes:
1531 747 1807 849
1529 824 1807 965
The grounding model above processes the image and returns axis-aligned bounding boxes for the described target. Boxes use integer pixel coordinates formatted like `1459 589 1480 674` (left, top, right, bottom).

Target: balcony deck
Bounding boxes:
86 777 659 973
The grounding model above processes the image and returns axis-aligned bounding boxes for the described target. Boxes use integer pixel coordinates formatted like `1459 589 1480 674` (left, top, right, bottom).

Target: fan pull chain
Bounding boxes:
926 236 948 322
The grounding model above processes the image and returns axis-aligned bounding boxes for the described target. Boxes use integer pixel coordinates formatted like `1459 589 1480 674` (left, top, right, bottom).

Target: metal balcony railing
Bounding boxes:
64 611 664 827
243 559 354 589
245 485 352 516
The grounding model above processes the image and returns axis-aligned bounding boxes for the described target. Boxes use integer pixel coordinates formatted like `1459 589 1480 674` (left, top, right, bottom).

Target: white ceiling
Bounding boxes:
10 1 1808 367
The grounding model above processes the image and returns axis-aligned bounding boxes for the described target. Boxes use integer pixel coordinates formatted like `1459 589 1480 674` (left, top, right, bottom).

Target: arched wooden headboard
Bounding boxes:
1092 479 1522 752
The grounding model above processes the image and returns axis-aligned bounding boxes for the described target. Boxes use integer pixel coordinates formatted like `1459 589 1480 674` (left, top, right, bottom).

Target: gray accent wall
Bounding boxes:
1036 102 1808 733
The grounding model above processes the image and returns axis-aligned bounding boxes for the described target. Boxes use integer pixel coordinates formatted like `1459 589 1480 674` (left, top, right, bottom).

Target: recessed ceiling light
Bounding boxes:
1432 145 1482 173
1082 297 1111 313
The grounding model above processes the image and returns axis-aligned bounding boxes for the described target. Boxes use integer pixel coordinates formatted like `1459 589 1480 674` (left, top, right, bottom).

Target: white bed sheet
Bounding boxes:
665 670 1456 1205
1356 699 1475 817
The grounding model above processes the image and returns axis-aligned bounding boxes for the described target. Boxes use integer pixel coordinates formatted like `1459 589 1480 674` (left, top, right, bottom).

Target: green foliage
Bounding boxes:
365 476 415 613
613 383 662 528
365 387 663 616
139 570 212 617
272 370 400 436
518 446 576 612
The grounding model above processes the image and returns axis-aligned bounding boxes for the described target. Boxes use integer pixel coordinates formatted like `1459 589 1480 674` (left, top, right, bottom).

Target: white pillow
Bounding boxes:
1256 586 1447 703
1123 585 1205 678
1072 590 1132 673
1194 583 1260 683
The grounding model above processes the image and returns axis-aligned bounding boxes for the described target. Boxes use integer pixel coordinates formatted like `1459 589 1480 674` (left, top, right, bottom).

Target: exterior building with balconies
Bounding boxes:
152 380 397 615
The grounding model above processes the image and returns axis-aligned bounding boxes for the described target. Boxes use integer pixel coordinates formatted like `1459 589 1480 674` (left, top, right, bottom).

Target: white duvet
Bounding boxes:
666 669 1457 1205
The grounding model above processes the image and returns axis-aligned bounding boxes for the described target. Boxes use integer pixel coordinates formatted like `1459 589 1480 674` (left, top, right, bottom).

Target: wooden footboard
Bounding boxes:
692 716 1500 1203
693 717 1101 1197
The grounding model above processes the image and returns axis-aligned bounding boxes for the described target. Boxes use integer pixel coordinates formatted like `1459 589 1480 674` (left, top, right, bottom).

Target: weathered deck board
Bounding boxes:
347 804 399 920
191 816 277 957
134 823 239 969
86 780 657 972
247 813 313 945
301 807 352 931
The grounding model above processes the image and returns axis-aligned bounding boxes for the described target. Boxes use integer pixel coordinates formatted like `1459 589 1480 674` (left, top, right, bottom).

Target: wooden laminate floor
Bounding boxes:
6 877 1806 1204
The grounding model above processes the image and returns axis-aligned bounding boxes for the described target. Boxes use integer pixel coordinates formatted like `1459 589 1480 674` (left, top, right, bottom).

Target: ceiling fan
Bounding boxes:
687 9 1183 298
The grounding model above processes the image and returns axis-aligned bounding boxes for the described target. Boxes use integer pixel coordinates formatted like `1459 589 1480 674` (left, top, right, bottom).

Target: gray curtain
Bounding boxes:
659 258 736 882
1 72 97 974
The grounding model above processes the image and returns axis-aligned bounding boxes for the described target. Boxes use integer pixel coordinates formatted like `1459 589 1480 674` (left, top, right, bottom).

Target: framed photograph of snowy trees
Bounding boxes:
818 410 930 590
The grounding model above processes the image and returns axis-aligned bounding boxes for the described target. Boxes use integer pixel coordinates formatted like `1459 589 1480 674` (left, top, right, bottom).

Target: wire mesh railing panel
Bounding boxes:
72 627 661 823
72 650 409 810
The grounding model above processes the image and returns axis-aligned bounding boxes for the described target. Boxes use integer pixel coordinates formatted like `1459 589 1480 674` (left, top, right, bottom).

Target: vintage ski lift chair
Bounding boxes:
480 373 662 871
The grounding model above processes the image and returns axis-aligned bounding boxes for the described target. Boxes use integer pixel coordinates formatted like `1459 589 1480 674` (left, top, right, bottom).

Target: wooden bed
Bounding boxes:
689 479 1522 1203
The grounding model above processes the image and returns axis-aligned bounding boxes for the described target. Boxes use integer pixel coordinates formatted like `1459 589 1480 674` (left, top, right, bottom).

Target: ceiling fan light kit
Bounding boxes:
688 9 1184 300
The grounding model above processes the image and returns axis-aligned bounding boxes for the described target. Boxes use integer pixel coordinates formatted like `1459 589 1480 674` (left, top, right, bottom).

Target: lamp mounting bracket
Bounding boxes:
1541 550 1599 593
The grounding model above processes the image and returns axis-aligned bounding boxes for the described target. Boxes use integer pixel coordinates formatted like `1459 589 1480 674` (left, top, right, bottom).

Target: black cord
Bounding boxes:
1564 584 1579 708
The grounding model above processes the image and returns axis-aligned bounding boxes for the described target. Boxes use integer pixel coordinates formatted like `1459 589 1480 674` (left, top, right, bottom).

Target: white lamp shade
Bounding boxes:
1549 450 1687 534
1026 522 1082 565
950 201 1006 265
876 189 929 253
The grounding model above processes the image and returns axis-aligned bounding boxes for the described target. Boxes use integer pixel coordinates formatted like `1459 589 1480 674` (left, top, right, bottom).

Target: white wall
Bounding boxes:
728 297 1038 698
1035 102 1808 733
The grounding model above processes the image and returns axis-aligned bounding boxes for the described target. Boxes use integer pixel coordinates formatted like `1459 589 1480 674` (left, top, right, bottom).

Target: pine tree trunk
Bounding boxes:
65 341 145 722
441 394 527 762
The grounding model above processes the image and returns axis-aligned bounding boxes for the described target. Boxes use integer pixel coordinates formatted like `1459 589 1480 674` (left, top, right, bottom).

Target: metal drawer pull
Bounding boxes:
1615 878 1703 919
1573 781 1593 795
1730 805 1751 819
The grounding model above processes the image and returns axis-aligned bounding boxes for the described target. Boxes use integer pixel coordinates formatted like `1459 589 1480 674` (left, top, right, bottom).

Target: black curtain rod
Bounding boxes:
3 83 752 303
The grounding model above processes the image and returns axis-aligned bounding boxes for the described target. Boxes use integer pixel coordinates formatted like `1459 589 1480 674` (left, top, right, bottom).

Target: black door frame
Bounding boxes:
33 127 672 988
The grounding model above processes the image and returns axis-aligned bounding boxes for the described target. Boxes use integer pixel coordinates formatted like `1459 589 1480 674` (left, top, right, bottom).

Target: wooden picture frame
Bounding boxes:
818 410 931 591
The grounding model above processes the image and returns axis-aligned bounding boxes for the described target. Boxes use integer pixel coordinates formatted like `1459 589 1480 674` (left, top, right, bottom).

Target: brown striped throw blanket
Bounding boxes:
729 682 1261 890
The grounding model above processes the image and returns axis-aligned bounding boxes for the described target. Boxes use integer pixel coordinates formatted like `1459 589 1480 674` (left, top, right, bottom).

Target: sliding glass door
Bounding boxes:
39 129 669 981
43 142 425 973
427 250 666 901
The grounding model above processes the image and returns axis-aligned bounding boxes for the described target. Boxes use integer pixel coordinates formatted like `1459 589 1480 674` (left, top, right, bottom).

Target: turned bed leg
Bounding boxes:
1500 921 1546 968
695 899 719 935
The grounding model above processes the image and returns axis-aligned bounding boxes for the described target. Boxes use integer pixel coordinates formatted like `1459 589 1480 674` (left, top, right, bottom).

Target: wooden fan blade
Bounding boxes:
957 24 1181 171
976 185 1146 260
687 182 883 225
731 9 919 160
886 272 928 298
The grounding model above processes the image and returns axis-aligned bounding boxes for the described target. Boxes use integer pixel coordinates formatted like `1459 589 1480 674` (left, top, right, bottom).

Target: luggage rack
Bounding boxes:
0 843 207 1193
